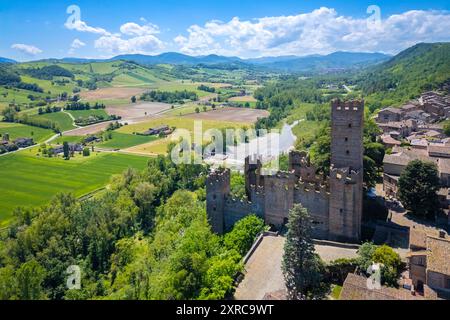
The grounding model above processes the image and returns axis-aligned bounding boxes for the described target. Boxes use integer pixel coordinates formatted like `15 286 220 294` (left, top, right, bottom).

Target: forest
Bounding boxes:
0 153 265 300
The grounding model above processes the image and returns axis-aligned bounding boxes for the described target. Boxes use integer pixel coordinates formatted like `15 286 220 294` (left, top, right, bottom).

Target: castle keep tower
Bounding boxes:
206 169 230 234
330 99 364 171
329 99 364 242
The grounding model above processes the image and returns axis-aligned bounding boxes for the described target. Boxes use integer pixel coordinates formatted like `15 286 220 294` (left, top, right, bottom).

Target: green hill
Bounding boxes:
358 42 450 105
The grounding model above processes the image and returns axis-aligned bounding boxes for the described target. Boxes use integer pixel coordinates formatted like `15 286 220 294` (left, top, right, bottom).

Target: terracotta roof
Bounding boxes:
381 135 401 146
428 144 450 156
438 158 450 175
426 235 450 276
381 107 403 114
409 227 430 250
340 274 424 300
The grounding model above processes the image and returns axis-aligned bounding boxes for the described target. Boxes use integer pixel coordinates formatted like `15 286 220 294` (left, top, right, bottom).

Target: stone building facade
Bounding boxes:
206 99 364 243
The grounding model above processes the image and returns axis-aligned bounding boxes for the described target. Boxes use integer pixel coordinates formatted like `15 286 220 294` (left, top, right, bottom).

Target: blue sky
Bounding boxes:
1 0 449 61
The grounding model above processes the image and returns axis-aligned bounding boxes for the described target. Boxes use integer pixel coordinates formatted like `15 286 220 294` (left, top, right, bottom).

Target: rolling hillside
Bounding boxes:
358 42 450 104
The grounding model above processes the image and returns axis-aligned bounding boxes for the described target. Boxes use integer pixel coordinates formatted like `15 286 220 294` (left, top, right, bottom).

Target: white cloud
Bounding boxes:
68 38 86 55
120 22 160 36
94 34 164 54
65 19 111 36
71 39 86 49
174 8 450 57
11 43 43 55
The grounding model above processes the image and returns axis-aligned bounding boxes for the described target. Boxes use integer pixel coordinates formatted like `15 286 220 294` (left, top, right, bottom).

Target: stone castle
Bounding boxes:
206 99 364 243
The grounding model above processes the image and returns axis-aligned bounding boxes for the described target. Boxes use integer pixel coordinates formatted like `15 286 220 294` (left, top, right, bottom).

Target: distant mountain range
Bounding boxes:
0 57 17 64
0 50 392 73
358 42 450 102
4 51 385 73
105 51 391 72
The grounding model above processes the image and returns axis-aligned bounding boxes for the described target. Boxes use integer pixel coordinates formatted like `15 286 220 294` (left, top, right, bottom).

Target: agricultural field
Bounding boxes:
184 107 269 123
106 102 172 120
20 75 78 95
97 132 159 150
0 122 54 143
120 116 248 155
52 135 84 144
30 111 76 132
0 150 149 226
79 87 148 101
67 109 109 120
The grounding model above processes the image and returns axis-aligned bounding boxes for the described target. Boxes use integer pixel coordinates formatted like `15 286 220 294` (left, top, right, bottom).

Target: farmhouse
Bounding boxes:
51 143 83 155
142 125 170 136
83 135 100 144
14 138 34 148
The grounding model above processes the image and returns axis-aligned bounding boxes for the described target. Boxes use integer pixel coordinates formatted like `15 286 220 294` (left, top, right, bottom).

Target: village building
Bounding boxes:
383 145 450 200
13 138 34 148
142 125 171 136
408 229 450 299
340 273 428 300
51 143 83 155
378 120 418 138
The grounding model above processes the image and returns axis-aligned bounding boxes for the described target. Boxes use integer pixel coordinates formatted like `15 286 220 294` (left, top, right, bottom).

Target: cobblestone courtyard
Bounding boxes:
234 235 358 300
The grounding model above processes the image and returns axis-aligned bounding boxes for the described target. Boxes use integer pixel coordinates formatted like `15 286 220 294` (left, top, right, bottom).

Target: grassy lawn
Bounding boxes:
0 122 54 143
331 285 343 300
30 112 76 132
0 150 149 226
97 132 159 149
52 135 84 144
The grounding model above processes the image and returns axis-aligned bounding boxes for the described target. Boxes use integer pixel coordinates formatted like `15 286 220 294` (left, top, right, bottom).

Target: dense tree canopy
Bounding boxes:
398 160 441 219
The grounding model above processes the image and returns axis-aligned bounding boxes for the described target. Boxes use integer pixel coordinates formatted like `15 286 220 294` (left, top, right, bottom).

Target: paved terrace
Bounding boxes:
234 235 358 300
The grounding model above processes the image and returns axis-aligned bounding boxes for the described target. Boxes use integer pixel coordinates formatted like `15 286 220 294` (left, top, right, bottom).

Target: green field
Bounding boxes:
0 151 150 226
98 132 159 149
31 112 76 132
67 109 109 119
0 122 54 143
52 135 84 144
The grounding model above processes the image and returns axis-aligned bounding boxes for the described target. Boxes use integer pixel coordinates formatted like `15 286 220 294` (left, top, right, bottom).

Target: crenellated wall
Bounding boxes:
294 182 330 239
206 99 364 243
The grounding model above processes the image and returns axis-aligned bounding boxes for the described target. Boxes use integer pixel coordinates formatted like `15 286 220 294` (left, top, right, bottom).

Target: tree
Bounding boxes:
444 121 450 137
363 156 378 189
398 160 440 219
282 204 326 300
83 147 90 157
16 260 47 300
372 245 402 287
63 141 70 160
195 107 200 114
224 215 265 256
131 96 137 103
356 243 402 287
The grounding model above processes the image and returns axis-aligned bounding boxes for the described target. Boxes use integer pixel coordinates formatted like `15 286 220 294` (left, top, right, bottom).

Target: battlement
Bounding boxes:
296 182 329 196
225 197 253 206
246 154 263 165
332 99 364 112
330 167 362 183
207 168 231 185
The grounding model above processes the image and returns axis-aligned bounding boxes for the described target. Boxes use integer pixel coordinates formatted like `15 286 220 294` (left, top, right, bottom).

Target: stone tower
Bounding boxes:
206 169 230 234
329 99 364 242
245 155 262 200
